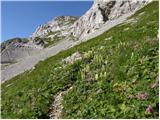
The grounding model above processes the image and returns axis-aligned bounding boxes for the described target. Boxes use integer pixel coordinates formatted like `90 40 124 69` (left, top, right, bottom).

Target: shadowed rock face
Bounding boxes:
98 1 116 22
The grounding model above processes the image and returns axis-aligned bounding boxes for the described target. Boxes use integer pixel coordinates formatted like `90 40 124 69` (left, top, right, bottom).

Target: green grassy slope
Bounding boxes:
1 2 159 118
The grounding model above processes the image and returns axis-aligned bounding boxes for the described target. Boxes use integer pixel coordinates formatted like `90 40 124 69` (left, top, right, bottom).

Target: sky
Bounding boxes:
1 1 93 42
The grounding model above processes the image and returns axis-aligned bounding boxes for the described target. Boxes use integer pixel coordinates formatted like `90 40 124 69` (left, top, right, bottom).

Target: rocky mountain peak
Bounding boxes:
70 0 150 39
31 16 78 39
31 0 150 41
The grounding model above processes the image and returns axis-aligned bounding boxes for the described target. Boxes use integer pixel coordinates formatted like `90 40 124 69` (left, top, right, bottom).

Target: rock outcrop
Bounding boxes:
70 0 150 40
0 38 42 64
31 16 78 39
62 51 82 64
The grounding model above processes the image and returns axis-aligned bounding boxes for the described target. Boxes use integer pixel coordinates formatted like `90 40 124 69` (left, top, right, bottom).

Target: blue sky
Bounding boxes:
1 1 93 42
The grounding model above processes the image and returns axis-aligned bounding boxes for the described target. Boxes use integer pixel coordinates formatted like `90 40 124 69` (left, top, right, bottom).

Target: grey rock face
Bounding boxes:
1 38 42 64
31 16 79 39
70 0 150 39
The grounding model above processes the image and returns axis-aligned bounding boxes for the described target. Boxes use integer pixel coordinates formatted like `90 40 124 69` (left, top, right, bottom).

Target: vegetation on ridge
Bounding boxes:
1 2 159 119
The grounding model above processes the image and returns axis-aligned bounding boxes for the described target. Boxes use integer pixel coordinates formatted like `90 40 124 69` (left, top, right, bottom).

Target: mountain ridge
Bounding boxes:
1 0 150 81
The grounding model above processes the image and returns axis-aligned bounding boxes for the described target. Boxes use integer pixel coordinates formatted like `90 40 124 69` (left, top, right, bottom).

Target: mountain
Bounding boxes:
1 1 159 119
70 0 150 39
1 16 78 64
31 16 78 39
1 38 43 65
1 0 149 75
31 0 150 40
31 16 78 48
